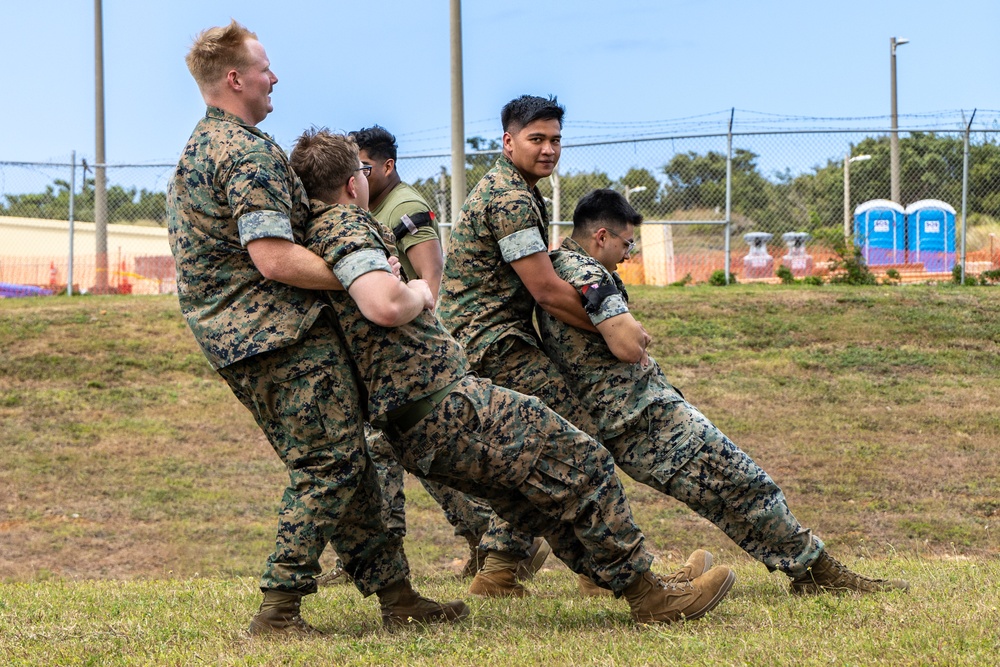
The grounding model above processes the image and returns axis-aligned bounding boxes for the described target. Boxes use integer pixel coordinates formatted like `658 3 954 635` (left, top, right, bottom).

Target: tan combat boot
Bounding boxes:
378 579 471 628
248 590 323 636
469 566 529 598
461 535 489 579
467 540 550 597
790 551 910 595
578 549 714 597
624 566 735 625
514 537 552 581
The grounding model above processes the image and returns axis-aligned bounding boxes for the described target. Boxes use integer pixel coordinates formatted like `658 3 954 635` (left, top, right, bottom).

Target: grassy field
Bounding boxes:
1 286 999 665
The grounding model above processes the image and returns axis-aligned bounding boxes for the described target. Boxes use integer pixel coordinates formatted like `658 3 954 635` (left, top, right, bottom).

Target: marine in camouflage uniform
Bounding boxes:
302 199 659 592
537 188 909 595
439 153 599 562
166 24 468 634
539 236 824 577
167 105 407 597
354 131 493 549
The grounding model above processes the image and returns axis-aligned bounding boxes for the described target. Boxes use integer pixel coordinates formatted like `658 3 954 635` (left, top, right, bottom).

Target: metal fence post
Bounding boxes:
724 108 734 284
68 151 76 296
960 110 975 284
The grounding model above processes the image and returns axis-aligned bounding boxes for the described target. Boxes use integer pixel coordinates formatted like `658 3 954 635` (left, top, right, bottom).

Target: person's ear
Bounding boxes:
346 175 358 199
226 68 241 91
383 158 395 176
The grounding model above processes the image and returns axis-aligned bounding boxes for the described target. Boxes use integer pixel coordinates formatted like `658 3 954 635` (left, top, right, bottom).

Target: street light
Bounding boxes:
623 184 646 204
844 153 872 246
890 36 909 203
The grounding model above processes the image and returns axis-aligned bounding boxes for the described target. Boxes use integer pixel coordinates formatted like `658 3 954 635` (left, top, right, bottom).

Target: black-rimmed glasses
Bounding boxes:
356 165 373 177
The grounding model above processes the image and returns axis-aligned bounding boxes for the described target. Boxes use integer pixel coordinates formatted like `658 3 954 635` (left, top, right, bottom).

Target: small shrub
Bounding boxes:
882 268 901 286
802 275 824 286
980 269 1000 284
709 270 735 286
775 265 796 285
829 249 877 285
670 273 693 287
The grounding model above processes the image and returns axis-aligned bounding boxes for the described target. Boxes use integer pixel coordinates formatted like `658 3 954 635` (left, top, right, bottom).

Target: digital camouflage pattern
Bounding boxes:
302 202 656 589
538 238 824 576
538 238 683 440
438 155 599 558
304 202 467 418
218 320 409 595
439 155 551 367
368 181 492 545
167 106 321 370
168 108 408 597
385 375 653 591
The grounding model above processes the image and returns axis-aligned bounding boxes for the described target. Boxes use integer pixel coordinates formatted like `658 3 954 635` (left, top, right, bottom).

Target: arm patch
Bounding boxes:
392 210 435 240
581 280 619 316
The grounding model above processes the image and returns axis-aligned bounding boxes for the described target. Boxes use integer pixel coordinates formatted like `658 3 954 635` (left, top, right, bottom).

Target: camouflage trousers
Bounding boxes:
475 335 601 558
217 319 408 597
383 375 652 591
367 426 492 542
606 399 824 578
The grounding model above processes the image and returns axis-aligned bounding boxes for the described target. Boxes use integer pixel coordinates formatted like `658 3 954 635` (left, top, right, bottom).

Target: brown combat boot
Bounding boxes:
468 567 529 598
461 535 489 579
624 567 735 625
248 590 323 636
790 551 910 595
578 549 714 597
378 579 471 628
514 537 552 581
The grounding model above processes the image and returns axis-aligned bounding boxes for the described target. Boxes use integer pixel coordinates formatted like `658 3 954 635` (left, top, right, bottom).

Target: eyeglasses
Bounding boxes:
606 228 635 254
356 165 373 177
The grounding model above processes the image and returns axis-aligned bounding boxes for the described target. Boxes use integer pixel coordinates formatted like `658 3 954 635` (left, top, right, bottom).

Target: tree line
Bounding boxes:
4 133 999 238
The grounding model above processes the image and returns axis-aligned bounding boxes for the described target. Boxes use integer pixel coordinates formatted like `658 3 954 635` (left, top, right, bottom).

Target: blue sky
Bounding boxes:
2 0 998 166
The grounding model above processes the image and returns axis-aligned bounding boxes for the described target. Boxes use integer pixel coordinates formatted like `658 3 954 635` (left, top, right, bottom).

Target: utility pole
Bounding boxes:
449 0 466 228
889 36 909 204
94 0 109 292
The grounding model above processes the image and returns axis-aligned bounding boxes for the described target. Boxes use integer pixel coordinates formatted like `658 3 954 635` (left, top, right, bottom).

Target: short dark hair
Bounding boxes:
501 95 565 132
572 189 643 236
349 125 397 162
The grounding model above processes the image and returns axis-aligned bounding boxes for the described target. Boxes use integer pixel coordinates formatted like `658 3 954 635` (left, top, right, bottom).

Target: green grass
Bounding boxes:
1 287 999 665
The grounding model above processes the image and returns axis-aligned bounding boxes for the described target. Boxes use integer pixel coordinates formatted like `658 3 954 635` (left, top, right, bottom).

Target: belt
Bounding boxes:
379 377 462 436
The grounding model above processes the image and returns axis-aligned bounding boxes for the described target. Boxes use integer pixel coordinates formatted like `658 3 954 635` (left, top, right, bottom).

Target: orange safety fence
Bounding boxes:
0 254 176 296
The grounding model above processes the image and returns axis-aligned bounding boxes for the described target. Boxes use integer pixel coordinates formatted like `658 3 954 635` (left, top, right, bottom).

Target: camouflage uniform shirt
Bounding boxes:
304 202 468 420
439 155 550 366
537 237 684 441
166 106 321 369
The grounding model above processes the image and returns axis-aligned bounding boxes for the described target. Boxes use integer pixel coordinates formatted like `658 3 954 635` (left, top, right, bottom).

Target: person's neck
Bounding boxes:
204 96 256 126
503 152 539 189
369 174 401 210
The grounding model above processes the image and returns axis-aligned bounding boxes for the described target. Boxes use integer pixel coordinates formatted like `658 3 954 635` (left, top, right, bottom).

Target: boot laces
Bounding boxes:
650 572 695 593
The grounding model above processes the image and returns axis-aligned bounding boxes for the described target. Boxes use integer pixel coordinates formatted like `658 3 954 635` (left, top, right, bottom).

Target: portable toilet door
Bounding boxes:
854 199 905 266
905 199 956 272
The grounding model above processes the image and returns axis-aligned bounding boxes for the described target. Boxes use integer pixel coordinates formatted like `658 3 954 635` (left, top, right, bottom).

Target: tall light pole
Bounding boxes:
844 153 872 246
449 0 466 240
890 36 909 204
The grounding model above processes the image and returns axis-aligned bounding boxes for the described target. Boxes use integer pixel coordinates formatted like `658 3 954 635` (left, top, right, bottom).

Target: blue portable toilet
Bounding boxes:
905 199 956 272
854 199 905 266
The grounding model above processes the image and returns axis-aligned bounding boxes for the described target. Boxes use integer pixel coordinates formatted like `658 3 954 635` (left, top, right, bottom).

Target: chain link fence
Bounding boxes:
4 122 1000 296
